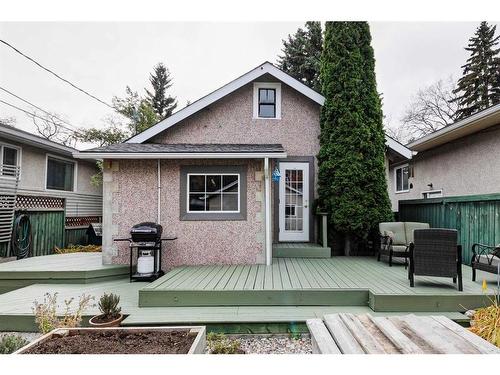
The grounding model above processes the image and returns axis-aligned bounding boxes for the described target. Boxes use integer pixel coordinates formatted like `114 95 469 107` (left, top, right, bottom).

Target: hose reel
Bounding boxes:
11 214 32 259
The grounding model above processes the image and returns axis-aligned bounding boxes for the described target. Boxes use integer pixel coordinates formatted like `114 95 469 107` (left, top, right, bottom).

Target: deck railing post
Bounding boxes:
264 157 272 266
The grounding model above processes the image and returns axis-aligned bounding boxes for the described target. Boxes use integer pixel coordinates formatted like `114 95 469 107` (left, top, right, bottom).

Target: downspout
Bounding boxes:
157 159 161 224
264 157 272 266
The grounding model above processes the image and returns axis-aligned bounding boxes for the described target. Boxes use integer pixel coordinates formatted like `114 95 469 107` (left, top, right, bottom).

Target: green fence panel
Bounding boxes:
399 194 500 265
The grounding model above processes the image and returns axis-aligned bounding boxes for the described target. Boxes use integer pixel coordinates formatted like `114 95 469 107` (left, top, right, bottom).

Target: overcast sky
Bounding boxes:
0 22 498 147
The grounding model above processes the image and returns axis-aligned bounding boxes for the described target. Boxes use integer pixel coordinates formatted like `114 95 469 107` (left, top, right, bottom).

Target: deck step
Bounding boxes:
273 243 331 258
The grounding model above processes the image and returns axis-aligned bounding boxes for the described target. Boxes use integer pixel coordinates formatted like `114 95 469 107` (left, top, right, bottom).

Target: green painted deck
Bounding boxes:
139 257 498 312
272 243 331 258
0 253 129 294
0 279 468 332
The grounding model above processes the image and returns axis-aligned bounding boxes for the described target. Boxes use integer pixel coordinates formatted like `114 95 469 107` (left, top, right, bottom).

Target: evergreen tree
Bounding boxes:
318 22 392 255
453 22 500 119
112 86 158 135
277 22 323 92
145 63 177 120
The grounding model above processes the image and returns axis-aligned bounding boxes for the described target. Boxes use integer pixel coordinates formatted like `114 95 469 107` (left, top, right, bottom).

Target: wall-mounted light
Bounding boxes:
427 183 433 190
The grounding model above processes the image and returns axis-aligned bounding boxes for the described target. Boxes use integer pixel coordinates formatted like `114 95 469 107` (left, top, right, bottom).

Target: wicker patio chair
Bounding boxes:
408 228 463 291
471 243 500 281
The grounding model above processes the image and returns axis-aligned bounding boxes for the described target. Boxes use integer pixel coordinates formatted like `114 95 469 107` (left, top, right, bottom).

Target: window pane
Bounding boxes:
206 175 221 192
402 167 409 191
396 168 402 191
3 147 17 166
222 175 238 192
206 194 221 211
259 104 275 118
189 194 205 211
46 157 74 191
259 89 275 104
189 175 205 192
222 194 238 211
2 147 18 176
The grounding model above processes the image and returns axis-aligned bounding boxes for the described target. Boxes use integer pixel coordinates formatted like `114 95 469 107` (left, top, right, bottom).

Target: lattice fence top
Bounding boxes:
16 195 64 210
65 216 101 227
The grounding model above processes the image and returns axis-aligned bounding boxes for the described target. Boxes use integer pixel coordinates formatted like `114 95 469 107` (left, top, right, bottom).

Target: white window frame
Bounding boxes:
45 153 78 192
186 173 241 214
0 142 22 180
253 82 282 120
394 163 410 193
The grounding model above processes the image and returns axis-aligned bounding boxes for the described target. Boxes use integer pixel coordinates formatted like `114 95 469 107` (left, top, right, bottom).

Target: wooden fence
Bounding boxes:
0 211 90 258
399 193 500 265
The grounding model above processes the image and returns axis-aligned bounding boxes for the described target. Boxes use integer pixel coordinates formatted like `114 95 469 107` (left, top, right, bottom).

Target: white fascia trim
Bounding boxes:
73 152 288 160
0 125 76 155
126 62 325 144
385 136 413 160
407 103 500 149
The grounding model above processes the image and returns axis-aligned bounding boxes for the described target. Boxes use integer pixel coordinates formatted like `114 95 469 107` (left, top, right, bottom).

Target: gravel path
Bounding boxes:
228 334 312 354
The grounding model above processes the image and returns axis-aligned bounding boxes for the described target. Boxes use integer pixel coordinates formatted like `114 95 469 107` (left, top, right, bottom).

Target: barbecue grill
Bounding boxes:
114 222 176 282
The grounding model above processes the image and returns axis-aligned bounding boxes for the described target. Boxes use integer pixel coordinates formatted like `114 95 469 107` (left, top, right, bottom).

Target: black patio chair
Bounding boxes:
471 243 500 281
408 229 463 291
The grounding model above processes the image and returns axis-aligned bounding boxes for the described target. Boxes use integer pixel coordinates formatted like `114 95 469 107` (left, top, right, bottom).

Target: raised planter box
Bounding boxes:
14 326 206 354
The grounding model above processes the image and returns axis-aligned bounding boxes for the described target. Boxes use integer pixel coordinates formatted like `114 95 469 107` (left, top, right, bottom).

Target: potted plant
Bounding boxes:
89 293 123 327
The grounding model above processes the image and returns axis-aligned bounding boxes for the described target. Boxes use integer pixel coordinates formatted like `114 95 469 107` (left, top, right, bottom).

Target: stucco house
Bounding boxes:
75 62 407 269
388 103 500 212
0 123 102 256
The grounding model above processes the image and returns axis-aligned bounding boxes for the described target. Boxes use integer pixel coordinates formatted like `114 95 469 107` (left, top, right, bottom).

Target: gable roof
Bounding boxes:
407 103 500 152
126 61 325 144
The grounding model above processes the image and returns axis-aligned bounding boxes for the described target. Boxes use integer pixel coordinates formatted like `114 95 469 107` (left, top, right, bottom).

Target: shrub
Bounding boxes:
206 332 243 354
33 292 94 334
469 297 500 347
98 293 121 319
54 245 101 254
0 334 29 354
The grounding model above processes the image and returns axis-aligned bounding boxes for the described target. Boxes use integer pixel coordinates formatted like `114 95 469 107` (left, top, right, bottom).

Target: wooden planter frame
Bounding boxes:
14 326 206 354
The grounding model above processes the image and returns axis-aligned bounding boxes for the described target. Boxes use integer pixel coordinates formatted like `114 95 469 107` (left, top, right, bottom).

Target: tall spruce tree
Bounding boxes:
145 63 178 120
318 22 393 255
453 22 500 119
277 21 323 92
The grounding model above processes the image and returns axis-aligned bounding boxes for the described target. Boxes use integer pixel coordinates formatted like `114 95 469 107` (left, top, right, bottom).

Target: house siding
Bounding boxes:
103 159 265 269
389 123 500 210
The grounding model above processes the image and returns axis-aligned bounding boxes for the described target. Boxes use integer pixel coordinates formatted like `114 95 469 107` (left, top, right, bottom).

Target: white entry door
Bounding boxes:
279 162 310 242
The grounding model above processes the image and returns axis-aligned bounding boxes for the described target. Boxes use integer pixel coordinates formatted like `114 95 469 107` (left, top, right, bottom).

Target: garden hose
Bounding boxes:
12 214 32 259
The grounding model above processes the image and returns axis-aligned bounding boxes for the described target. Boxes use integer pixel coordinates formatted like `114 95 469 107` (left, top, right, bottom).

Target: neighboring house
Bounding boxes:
388 103 500 211
75 62 406 268
0 123 102 256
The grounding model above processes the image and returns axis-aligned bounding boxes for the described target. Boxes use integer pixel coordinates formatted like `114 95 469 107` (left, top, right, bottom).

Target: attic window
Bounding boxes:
253 82 281 119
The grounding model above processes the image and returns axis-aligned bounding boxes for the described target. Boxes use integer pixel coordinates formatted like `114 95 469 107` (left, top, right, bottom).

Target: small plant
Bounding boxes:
98 293 121 320
33 292 94 334
206 332 243 354
0 334 29 354
469 297 500 347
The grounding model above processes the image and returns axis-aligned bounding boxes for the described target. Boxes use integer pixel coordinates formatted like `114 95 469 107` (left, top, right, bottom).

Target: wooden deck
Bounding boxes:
0 252 129 293
272 242 331 258
139 257 498 311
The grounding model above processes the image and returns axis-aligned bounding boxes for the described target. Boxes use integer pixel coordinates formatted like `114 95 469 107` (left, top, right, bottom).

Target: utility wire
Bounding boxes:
0 85 79 132
0 99 85 137
0 39 117 112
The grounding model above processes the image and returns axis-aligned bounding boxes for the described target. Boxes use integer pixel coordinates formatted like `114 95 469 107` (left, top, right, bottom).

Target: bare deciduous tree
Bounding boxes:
30 112 77 147
401 76 459 141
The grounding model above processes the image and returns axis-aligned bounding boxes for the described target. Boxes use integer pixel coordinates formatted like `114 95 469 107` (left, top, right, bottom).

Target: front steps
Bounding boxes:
272 242 331 258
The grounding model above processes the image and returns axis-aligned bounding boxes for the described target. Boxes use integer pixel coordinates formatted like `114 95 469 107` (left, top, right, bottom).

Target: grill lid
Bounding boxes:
130 222 163 241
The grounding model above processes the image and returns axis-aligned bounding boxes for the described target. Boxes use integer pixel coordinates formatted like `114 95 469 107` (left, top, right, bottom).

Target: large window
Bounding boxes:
46 156 75 191
0 143 20 177
395 164 409 193
180 166 247 221
187 174 240 213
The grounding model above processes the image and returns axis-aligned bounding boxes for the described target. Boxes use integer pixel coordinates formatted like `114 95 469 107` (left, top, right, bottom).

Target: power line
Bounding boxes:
0 99 85 137
0 39 117 112
0 86 79 132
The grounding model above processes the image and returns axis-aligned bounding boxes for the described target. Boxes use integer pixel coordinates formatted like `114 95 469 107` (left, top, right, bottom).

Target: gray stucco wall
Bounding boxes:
389 123 500 211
